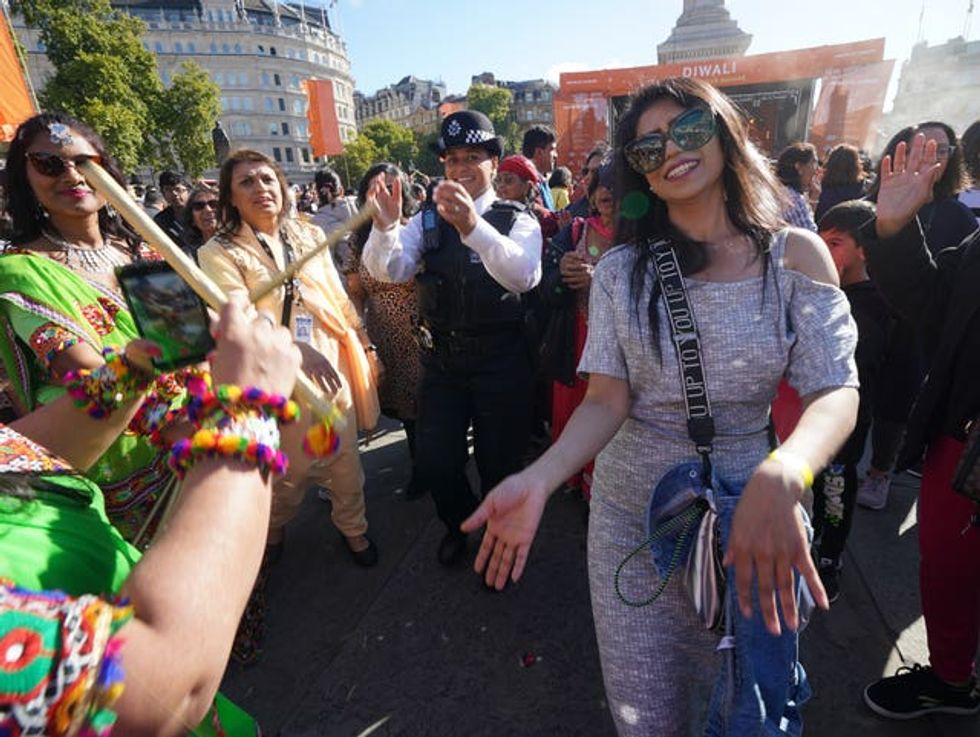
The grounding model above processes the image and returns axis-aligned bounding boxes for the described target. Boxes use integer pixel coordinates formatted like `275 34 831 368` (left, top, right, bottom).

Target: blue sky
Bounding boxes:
322 0 974 107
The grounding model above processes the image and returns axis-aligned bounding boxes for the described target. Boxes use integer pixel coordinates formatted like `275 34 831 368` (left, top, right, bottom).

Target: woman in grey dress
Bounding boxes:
463 78 859 736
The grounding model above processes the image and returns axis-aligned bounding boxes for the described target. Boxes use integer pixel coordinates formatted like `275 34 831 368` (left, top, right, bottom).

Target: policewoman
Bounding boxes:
363 111 542 566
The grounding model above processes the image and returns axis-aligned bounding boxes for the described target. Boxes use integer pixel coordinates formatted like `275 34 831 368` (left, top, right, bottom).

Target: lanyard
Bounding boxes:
252 225 296 327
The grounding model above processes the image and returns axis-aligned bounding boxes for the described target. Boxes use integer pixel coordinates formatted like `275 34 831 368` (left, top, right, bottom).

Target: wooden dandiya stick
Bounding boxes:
248 202 377 304
76 158 344 422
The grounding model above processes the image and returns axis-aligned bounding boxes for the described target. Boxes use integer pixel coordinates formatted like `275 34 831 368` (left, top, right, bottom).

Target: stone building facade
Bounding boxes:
11 0 356 180
353 75 446 132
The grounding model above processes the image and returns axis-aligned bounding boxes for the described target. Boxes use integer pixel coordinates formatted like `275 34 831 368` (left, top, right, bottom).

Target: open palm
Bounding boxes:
461 473 549 590
876 133 942 237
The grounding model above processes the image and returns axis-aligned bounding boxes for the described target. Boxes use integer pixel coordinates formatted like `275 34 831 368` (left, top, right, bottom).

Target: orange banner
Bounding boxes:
559 39 886 97
0 11 36 141
554 38 890 172
305 79 344 158
810 60 895 155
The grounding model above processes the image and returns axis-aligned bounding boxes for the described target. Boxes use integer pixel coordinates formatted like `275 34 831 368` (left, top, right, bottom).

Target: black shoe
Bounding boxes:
817 557 841 604
864 664 980 719
345 535 379 568
437 531 467 567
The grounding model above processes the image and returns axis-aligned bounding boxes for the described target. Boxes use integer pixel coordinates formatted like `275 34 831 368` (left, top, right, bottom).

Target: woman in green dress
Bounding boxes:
0 298 298 736
0 113 169 544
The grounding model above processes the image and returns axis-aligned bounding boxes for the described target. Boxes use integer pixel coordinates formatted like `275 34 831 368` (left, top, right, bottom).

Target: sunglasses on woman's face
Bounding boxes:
26 151 103 178
624 106 717 175
190 199 219 211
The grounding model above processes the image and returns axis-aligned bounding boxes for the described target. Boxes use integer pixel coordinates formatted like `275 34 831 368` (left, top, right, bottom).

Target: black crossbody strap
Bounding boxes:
649 237 716 483
252 226 296 327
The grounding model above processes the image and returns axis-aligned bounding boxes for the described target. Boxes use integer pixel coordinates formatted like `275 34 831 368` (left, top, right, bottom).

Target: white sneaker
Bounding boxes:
857 473 890 510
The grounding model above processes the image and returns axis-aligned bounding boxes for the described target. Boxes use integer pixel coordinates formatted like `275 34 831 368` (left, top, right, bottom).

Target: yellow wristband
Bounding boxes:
767 449 814 489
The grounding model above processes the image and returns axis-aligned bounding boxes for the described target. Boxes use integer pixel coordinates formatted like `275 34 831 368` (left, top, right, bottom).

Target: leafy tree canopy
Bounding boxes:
13 0 221 176
330 118 418 190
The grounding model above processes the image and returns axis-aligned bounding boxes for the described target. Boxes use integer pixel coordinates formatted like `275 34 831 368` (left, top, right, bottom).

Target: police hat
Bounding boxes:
429 110 504 159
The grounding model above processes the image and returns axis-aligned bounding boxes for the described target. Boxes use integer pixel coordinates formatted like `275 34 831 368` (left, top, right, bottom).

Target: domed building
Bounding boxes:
12 0 356 181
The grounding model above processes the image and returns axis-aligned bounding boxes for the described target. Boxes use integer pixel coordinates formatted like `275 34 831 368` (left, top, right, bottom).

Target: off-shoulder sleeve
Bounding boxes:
0 583 132 737
578 251 628 380
784 273 858 397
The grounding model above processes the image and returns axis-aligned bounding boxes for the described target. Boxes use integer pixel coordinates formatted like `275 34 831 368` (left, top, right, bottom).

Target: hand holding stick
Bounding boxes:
248 203 377 304
76 158 342 424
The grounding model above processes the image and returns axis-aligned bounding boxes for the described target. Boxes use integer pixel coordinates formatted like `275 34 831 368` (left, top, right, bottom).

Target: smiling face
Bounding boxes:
442 145 497 199
229 161 284 226
635 98 725 205
24 127 106 224
189 192 219 237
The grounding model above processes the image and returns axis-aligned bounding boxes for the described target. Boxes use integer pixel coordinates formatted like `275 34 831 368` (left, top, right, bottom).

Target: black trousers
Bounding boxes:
813 413 871 562
415 342 533 533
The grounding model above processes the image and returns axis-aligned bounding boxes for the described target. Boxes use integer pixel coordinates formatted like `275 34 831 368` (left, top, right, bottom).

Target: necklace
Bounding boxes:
41 228 131 274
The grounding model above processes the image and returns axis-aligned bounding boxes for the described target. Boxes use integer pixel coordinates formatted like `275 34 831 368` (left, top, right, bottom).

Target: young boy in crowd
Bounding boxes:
811 200 895 602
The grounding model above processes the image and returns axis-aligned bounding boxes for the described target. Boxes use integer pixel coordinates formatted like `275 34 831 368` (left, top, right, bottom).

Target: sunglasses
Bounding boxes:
27 151 103 178
190 199 219 211
624 106 717 175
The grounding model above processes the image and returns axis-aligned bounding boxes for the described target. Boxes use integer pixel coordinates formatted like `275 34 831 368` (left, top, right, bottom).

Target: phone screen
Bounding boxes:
117 262 214 370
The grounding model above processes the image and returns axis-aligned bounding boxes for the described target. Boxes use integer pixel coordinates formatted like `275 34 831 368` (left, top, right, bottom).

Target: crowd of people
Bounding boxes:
0 77 979 736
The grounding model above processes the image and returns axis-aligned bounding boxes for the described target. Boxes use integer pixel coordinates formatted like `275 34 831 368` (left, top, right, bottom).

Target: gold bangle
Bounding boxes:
767 449 814 489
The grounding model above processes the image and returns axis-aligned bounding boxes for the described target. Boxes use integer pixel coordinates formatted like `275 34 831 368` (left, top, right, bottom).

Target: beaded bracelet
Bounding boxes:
168 417 287 480
184 372 301 426
128 367 207 445
63 348 152 419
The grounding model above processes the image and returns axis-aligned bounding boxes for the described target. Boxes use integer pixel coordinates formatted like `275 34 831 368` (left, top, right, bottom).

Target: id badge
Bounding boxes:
294 313 314 344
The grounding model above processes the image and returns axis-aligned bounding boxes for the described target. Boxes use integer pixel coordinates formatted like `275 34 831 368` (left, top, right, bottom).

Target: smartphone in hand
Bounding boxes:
116 262 214 370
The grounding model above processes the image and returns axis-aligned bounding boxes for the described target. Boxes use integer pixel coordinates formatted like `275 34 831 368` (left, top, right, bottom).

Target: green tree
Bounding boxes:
466 84 520 156
155 62 222 177
330 118 418 189
13 0 220 175
330 135 381 191
413 130 442 177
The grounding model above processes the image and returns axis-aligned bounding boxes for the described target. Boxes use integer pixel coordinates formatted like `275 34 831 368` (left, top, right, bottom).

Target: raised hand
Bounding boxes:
461 471 549 590
432 180 478 236
875 133 942 239
366 173 402 230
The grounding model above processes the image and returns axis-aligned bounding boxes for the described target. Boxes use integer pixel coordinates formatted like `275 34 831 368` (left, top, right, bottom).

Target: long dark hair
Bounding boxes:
775 142 817 192
821 144 863 189
870 121 969 201
215 149 291 237
181 182 219 246
5 112 139 249
612 78 784 350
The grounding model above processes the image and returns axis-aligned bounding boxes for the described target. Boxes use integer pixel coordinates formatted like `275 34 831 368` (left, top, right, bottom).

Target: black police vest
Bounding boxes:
416 200 527 334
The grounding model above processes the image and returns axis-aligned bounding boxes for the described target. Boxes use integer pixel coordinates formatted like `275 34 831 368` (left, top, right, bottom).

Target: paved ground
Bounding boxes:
221 420 980 737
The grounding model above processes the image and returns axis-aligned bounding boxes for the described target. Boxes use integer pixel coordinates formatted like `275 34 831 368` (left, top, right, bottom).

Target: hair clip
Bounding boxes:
47 122 75 147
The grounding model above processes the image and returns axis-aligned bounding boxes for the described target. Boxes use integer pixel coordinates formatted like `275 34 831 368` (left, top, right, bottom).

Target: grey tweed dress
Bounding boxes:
578 231 858 737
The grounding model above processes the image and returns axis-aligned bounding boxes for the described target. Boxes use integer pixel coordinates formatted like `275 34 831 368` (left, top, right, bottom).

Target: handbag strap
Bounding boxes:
648 237 716 484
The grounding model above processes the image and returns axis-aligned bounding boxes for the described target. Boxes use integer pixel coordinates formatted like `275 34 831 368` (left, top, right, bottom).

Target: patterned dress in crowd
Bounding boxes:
344 250 421 422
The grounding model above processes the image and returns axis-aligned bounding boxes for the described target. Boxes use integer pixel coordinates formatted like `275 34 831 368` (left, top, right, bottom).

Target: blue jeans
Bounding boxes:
647 462 812 736
703 492 812 736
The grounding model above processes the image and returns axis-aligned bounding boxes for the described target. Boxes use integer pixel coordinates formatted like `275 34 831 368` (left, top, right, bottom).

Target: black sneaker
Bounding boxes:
817 558 841 604
864 664 980 719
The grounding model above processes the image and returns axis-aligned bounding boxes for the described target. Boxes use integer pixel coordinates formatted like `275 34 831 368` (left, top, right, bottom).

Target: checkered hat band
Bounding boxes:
463 129 494 144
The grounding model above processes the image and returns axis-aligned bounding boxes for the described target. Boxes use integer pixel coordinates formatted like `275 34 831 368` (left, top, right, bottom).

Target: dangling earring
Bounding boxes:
33 201 49 222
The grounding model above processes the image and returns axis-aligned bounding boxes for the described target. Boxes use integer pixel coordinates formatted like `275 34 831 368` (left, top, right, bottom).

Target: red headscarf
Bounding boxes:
498 155 540 184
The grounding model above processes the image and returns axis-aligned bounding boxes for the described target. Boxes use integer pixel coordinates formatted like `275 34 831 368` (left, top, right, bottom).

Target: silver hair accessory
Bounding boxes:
47 122 75 146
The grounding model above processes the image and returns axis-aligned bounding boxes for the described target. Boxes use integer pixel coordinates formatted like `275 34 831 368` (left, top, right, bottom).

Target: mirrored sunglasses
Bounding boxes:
27 151 103 178
624 106 717 175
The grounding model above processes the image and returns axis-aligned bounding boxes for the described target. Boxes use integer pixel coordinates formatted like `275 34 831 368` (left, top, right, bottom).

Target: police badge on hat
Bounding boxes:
430 111 504 159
